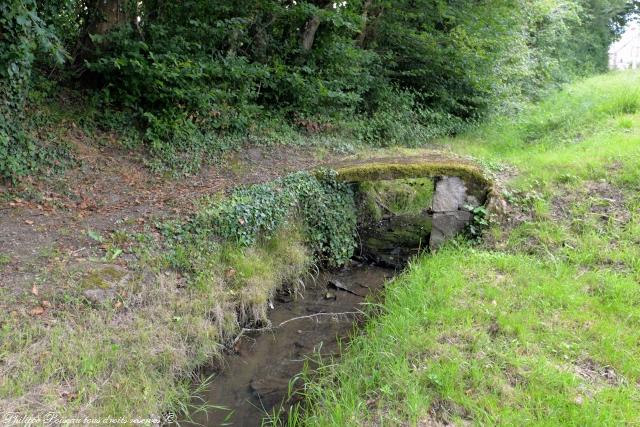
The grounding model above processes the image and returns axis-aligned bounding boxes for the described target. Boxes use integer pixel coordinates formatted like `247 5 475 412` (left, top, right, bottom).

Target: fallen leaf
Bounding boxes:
114 301 123 309
41 300 51 308
24 220 34 225
30 306 45 316
31 285 39 296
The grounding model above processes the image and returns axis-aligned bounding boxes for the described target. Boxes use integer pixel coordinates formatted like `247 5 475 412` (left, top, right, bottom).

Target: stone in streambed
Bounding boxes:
324 291 336 300
250 375 291 408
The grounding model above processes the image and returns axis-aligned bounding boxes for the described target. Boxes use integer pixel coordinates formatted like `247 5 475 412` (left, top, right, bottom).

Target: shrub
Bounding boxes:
163 170 357 268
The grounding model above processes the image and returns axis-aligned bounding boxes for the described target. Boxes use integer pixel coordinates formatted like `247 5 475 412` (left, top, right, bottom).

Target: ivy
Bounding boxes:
164 170 357 267
0 0 65 182
465 205 489 242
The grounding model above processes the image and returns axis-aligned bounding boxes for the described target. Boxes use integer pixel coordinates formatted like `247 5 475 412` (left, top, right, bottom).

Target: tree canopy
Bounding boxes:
0 0 638 180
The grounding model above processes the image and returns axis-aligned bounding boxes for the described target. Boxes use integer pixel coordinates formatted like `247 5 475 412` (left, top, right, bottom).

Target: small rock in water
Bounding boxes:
324 291 336 300
250 376 290 408
328 279 362 296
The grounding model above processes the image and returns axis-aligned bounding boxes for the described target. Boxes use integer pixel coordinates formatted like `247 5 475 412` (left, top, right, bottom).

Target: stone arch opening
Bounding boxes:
329 156 493 267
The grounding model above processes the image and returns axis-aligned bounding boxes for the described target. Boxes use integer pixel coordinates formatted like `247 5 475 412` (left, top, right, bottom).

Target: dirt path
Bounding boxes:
0 141 336 300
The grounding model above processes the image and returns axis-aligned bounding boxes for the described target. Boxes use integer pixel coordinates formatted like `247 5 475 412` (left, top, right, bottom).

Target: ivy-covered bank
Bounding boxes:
156 170 359 324
0 170 360 421
164 170 357 267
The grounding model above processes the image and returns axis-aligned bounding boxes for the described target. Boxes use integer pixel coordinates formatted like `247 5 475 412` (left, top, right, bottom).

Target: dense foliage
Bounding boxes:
0 0 65 181
1 0 638 180
162 170 357 268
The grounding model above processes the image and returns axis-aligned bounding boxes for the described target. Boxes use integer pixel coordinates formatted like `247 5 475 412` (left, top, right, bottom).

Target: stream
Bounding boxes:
182 263 394 426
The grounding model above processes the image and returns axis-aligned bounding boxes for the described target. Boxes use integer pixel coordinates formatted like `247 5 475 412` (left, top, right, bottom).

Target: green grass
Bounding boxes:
0 252 10 269
0 225 311 421
294 71 640 425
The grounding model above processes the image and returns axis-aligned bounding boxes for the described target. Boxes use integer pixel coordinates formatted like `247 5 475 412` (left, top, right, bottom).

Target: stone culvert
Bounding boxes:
327 153 497 252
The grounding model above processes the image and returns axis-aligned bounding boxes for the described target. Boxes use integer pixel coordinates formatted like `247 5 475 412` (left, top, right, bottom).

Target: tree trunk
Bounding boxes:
301 14 321 51
74 0 131 76
357 0 373 47
87 0 129 36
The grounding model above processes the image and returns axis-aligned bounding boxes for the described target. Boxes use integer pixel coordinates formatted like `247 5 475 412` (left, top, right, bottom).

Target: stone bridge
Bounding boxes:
327 153 494 252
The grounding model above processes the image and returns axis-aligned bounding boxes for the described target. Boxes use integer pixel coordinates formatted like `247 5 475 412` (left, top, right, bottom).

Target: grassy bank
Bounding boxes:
294 71 640 425
0 171 358 421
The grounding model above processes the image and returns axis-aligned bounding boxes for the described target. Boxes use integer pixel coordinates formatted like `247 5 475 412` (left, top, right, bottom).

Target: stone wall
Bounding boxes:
332 157 493 256
429 176 484 250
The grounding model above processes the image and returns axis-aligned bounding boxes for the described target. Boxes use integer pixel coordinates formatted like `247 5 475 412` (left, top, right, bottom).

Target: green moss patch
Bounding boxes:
80 266 127 289
356 178 434 222
331 158 491 189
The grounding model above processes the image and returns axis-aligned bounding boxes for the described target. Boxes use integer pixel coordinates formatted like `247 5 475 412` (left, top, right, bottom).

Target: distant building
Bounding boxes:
609 23 640 70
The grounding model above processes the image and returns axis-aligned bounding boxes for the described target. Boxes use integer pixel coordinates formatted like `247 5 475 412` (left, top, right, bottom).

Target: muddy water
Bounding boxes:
184 263 394 427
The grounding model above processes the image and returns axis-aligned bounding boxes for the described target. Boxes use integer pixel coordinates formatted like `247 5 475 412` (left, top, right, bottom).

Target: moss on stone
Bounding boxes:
325 158 492 210
354 178 435 231
334 161 490 188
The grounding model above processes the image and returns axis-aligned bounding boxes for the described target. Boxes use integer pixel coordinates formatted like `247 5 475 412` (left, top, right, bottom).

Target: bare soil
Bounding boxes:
0 138 335 302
